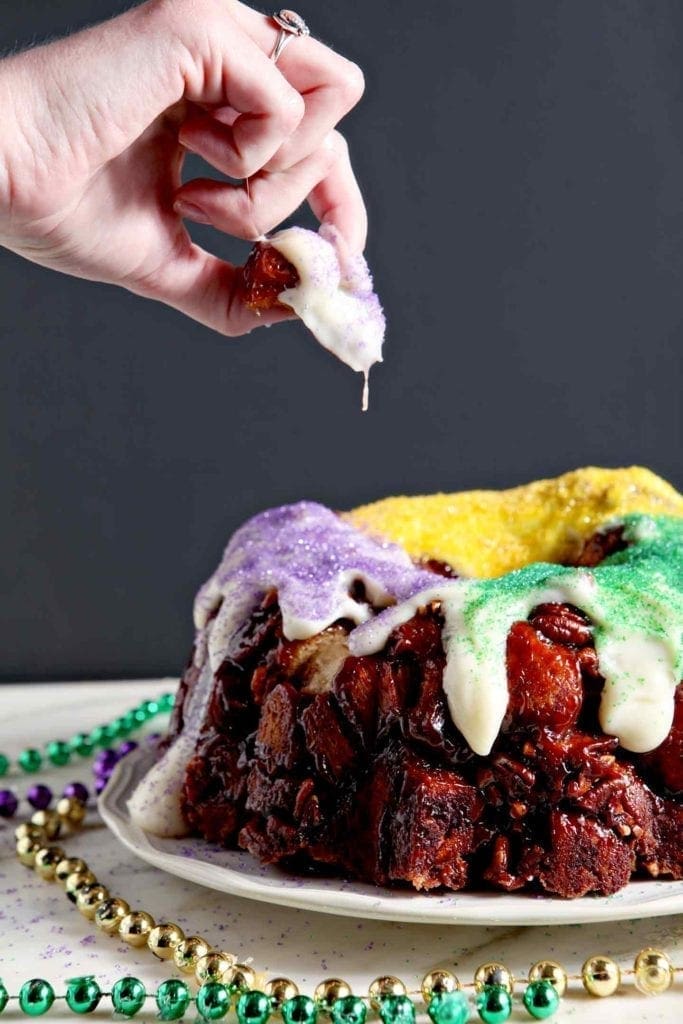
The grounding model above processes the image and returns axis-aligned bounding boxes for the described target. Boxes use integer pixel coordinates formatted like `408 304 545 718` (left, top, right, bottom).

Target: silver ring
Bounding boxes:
270 9 310 64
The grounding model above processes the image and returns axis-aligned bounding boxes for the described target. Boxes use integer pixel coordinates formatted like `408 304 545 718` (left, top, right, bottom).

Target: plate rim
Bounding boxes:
99 745 683 927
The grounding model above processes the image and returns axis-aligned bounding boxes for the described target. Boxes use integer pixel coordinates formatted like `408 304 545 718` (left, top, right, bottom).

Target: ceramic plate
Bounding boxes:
100 746 683 926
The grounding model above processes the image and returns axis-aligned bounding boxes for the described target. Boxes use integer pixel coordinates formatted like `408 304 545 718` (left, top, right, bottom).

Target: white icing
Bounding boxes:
126 732 195 837
595 634 675 752
268 226 385 411
128 658 215 837
351 569 678 757
192 503 435 676
130 509 682 837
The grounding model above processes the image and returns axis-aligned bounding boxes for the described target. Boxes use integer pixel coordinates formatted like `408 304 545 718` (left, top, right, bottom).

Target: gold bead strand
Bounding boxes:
33 846 66 880
119 911 156 948
174 936 212 974
314 979 353 1014
94 896 130 934
195 952 237 986
581 956 621 997
17 794 683 1009
147 922 185 960
528 960 568 997
473 962 515 994
420 970 461 1003
76 884 110 920
633 949 675 995
265 978 300 1012
225 963 257 993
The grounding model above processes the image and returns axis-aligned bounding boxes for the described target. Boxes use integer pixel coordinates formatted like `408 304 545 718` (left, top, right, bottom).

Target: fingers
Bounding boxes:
179 1 366 176
175 131 367 252
172 1 368 249
176 133 338 239
238 14 365 173
179 30 305 178
262 79 364 173
229 1 364 95
308 134 368 254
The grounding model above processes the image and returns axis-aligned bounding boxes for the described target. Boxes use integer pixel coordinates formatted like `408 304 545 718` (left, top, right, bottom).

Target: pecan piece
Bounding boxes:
529 603 593 647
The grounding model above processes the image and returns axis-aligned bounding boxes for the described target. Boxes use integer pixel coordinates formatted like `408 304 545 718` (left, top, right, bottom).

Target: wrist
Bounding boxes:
0 58 34 235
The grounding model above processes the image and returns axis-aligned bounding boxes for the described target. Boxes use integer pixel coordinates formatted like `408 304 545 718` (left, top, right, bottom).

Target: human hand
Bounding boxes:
0 0 366 336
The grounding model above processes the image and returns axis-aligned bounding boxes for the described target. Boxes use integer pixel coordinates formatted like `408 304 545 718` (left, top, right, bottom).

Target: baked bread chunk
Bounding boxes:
130 468 683 898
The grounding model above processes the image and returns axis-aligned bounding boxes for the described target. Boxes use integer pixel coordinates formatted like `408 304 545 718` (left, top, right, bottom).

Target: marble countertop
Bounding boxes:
0 681 681 1022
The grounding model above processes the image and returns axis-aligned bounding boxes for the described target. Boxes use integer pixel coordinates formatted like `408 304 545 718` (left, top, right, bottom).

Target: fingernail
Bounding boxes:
178 131 199 155
174 200 212 225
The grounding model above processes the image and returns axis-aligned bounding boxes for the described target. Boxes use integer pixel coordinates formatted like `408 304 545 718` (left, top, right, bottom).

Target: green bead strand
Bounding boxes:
196 983 232 1020
237 990 271 1024
113 716 131 738
46 740 71 767
65 976 101 1014
69 734 94 758
139 699 160 718
475 986 511 1024
18 979 55 1016
522 981 559 1020
428 991 470 1024
3 695 171 775
89 724 117 748
119 711 137 734
18 749 42 774
111 977 146 1017
330 996 367 1024
156 979 191 1021
101 721 120 743
0 980 8 1014
378 995 416 1024
282 995 318 1024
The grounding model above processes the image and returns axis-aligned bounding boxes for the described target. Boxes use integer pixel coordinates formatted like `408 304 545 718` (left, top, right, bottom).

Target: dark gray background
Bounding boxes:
1 0 681 680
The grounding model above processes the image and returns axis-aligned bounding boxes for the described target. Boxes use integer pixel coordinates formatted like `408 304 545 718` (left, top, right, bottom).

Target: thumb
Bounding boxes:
131 242 293 338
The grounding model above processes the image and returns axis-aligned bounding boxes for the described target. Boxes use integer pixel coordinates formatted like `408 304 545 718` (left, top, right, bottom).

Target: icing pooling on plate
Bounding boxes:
129 500 683 836
267 226 385 411
127 660 213 836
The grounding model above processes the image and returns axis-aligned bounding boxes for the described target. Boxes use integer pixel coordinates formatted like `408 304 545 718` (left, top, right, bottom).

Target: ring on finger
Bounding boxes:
270 9 310 64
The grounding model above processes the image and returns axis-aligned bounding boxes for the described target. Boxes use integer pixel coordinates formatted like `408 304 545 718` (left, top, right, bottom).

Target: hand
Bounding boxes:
0 0 366 336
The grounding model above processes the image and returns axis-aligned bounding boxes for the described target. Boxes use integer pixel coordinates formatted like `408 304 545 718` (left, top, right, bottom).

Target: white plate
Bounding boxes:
100 745 683 927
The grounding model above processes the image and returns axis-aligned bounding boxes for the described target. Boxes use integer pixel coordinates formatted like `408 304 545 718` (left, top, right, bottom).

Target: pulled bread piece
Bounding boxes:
241 226 385 411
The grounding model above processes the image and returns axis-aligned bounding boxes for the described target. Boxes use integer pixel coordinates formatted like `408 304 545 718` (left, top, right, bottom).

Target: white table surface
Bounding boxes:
0 680 681 1022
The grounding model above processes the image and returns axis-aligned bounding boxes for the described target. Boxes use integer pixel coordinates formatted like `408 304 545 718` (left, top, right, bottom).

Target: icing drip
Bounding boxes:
267 226 385 411
194 502 437 674
197 504 683 754
352 515 683 754
128 656 215 835
130 503 683 835
129 503 434 836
